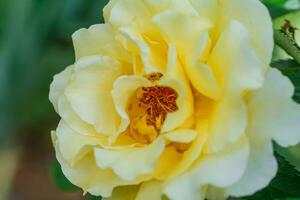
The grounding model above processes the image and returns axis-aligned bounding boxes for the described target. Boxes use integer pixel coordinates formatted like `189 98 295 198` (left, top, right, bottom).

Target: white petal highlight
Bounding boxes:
248 68 300 147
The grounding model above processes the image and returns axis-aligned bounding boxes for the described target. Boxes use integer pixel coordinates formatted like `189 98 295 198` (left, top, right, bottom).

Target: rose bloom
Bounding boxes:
49 0 300 199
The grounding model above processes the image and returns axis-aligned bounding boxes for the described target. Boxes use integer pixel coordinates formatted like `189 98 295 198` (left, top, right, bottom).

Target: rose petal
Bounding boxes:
208 20 264 95
164 136 249 200
94 138 164 181
65 56 121 136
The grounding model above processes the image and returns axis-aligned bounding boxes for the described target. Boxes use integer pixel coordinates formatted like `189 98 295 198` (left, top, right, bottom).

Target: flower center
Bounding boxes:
127 84 178 143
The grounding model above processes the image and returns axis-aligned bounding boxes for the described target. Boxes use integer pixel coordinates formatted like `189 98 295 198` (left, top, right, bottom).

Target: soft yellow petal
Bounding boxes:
119 27 164 73
208 20 264 95
153 146 183 180
105 0 159 40
152 9 211 63
94 138 164 181
226 136 277 197
72 24 131 65
163 129 197 143
248 68 300 147
153 10 220 99
166 44 220 100
212 0 273 67
158 78 193 133
188 0 218 22
145 0 199 16
170 121 208 177
205 96 247 153
49 65 73 113
57 95 98 136
154 122 208 180
136 181 164 200
55 120 105 165
164 136 249 200
52 133 146 198
65 56 121 136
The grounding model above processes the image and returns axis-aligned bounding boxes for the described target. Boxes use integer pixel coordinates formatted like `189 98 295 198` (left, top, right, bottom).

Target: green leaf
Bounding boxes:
264 0 286 6
263 2 290 18
86 194 102 200
243 153 300 200
275 198 300 200
49 159 79 192
271 59 299 69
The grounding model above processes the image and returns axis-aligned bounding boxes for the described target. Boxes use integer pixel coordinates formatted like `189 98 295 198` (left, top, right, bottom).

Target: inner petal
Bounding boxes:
127 84 179 144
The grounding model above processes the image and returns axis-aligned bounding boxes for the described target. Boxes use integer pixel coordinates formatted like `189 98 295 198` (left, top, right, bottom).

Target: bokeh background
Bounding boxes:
0 0 299 200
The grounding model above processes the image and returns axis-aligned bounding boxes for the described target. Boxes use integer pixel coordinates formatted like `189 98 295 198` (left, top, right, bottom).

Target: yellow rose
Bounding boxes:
49 0 300 199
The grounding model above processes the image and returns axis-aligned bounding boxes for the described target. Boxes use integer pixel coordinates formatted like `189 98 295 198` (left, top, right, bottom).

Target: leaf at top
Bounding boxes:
262 2 291 19
49 159 79 192
243 153 300 200
264 0 287 7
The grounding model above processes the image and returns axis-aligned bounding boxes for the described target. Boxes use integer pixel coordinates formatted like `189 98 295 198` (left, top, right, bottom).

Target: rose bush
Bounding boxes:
49 0 300 199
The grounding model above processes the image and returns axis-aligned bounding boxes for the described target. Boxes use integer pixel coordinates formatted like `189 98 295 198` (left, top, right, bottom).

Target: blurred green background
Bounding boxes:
0 0 108 199
0 0 299 200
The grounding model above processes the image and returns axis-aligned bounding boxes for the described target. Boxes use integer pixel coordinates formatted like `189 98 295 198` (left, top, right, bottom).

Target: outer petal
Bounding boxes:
164 136 249 200
65 56 121 136
72 24 131 65
226 137 277 197
49 65 73 113
212 0 273 67
105 0 160 40
227 68 300 196
55 120 105 165
248 68 300 147
57 95 97 136
94 138 164 181
205 96 247 153
50 65 98 136
208 20 264 95
52 133 146 197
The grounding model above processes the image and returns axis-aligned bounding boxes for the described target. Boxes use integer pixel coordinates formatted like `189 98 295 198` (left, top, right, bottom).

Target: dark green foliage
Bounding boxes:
262 0 292 18
87 194 102 200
